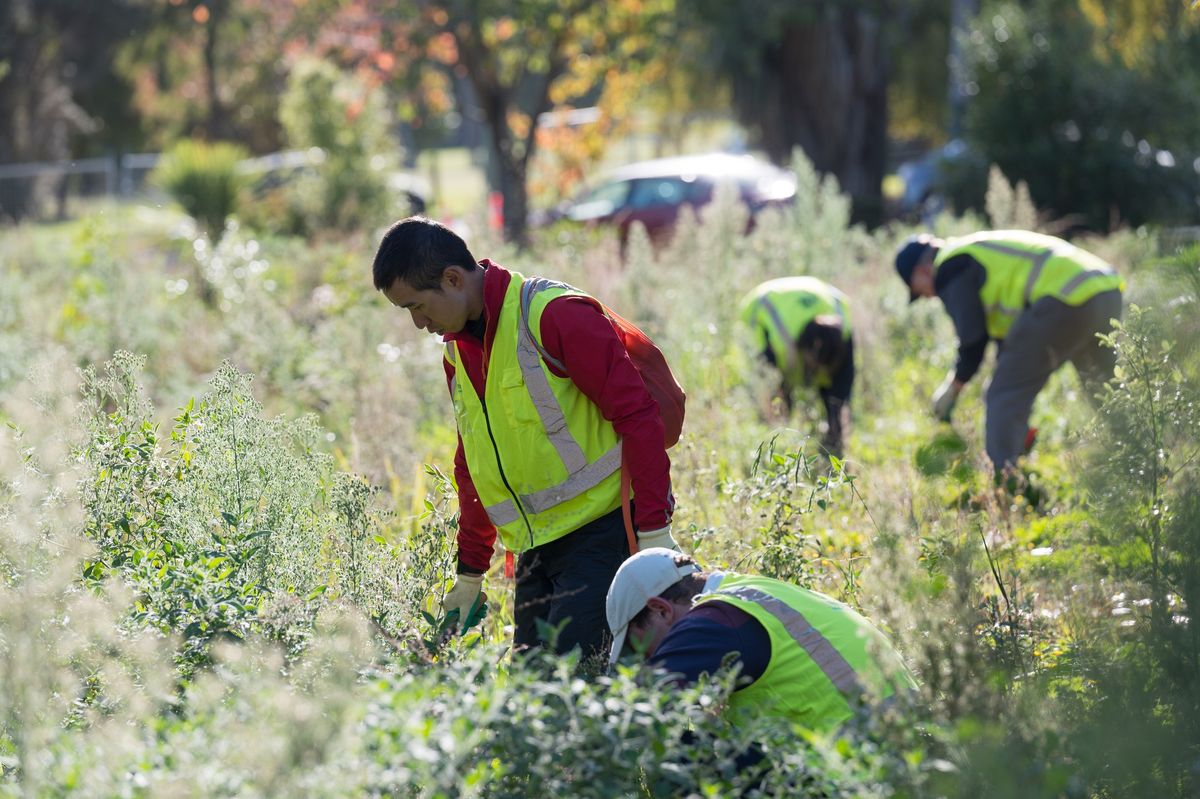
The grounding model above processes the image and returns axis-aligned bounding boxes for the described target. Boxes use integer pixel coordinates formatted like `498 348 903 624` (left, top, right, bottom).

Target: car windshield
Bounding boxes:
576 180 630 208
566 180 632 221
627 177 690 208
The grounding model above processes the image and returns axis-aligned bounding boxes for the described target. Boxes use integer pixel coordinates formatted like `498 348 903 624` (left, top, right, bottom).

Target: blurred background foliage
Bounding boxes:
3 0 1200 235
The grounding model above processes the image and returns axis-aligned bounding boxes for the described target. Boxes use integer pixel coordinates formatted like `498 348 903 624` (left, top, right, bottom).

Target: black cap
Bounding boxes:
895 234 934 302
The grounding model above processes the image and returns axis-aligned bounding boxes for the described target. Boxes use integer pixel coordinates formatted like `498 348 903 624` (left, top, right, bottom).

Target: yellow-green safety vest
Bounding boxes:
738 277 850 388
444 272 622 553
934 230 1124 341
695 574 916 730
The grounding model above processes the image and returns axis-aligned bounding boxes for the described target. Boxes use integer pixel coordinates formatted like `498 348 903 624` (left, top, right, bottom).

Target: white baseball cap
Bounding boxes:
606 547 700 668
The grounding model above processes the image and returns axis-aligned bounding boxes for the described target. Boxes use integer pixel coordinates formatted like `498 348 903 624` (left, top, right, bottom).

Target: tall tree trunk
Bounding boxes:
734 5 888 226
468 80 530 247
947 0 979 138
0 1 90 219
202 0 227 140
464 69 555 249
496 146 529 247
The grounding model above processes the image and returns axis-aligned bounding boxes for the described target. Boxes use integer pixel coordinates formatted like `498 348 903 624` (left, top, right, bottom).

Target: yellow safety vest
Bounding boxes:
445 273 622 553
696 574 916 730
934 230 1124 340
738 277 851 388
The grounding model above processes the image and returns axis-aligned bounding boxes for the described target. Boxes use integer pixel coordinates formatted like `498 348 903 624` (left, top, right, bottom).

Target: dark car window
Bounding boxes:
685 178 713 203
578 180 632 208
628 177 689 209
566 179 633 222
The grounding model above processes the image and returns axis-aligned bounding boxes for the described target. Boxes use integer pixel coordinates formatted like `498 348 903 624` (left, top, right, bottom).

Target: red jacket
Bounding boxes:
443 261 674 573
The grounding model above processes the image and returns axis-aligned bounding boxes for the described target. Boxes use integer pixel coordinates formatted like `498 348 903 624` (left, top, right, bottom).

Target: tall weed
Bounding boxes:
153 139 248 243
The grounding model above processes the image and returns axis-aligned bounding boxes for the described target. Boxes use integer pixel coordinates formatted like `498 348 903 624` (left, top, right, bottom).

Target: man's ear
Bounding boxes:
442 265 465 290
643 590 681 623
644 596 673 619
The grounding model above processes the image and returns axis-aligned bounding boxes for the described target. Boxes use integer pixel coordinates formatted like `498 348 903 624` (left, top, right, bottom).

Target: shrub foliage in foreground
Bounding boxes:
2 212 1199 795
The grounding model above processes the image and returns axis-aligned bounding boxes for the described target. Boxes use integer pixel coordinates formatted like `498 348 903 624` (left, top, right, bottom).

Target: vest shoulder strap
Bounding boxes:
518 276 591 372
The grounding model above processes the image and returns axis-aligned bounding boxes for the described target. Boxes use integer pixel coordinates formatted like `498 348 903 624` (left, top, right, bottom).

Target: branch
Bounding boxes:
521 0 602 168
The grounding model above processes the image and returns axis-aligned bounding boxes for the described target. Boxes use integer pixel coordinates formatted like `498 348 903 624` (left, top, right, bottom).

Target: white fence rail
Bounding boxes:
0 152 163 222
0 148 428 224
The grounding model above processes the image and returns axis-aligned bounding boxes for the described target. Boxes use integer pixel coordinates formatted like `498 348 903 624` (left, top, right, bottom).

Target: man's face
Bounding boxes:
383 269 472 336
627 597 690 659
910 260 936 298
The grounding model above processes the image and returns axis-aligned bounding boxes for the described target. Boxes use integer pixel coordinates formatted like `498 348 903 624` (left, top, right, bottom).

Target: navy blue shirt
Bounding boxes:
934 253 990 383
650 600 771 687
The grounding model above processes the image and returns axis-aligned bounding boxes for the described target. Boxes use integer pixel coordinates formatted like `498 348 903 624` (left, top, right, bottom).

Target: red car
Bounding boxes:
545 153 797 245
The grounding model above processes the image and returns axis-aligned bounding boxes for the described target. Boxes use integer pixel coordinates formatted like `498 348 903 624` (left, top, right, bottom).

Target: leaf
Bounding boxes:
915 431 968 477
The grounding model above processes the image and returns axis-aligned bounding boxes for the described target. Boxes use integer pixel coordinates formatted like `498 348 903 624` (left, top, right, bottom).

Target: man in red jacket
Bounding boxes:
372 217 676 661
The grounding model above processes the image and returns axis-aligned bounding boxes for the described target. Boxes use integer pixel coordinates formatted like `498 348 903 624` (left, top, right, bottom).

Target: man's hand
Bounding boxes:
931 373 961 422
441 573 485 634
637 526 679 552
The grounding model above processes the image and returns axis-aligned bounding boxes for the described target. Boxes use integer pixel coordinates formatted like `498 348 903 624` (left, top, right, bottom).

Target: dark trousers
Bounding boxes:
513 506 629 660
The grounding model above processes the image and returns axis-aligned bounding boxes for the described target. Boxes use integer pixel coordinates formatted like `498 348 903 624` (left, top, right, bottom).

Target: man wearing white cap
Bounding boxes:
606 548 914 731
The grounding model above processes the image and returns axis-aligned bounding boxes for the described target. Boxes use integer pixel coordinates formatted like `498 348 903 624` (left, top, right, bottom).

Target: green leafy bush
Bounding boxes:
957 0 1200 229
153 139 248 242
75 353 454 676
274 57 401 234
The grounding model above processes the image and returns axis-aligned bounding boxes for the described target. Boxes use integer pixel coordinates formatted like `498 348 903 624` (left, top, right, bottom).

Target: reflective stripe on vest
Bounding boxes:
938 232 1122 340
742 278 849 376
511 277 621 515
484 445 621 524
717 584 866 698
1060 268 1118 297
973 240 1054 306
756 293 847 374
756 295 799 373
970 239 1119 319
449 274 621 540
696 574 915 731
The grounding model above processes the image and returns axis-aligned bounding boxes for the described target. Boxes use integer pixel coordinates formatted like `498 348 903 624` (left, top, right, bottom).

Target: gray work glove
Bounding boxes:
931 372 960 422
440 573 485 634
636 526 679 552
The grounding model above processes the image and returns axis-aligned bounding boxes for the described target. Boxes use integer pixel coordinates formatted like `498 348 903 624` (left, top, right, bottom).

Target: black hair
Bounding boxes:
798 315 849 374
629 553 707 630
372 216 480 292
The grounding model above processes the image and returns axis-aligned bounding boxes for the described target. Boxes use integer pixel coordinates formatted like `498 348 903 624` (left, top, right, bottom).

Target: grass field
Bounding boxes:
1 155 1197 797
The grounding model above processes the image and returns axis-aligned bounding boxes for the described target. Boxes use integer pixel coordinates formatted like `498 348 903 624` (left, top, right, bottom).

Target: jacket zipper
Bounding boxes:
474 271 536 551
479 396 536 550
